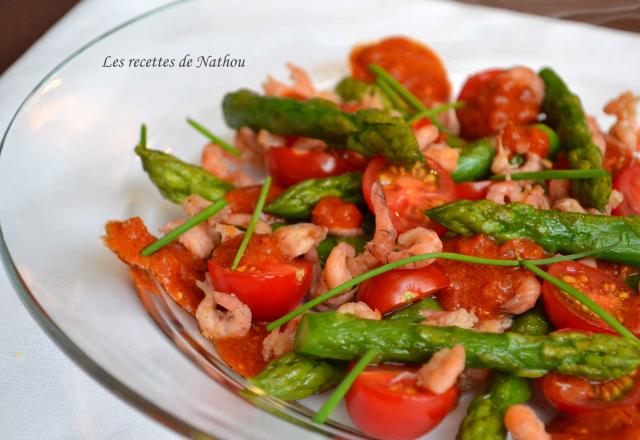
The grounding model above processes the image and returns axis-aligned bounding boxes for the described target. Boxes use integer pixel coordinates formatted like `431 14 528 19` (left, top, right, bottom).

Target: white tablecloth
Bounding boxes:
0 1 179 438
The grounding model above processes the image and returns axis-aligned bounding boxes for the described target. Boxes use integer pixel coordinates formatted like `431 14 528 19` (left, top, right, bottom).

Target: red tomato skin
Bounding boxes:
456 180 492 200
362 157 457 234
208 259 311 322
613 163 640 215
345 366 458 440
265 147 366 187
311 196 362 230
542 262 638 336
225 185 284 214
357 264 449 314
539 370 640 415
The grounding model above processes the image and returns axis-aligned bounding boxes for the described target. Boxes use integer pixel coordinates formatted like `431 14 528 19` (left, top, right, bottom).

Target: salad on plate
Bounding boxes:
103 36 640 440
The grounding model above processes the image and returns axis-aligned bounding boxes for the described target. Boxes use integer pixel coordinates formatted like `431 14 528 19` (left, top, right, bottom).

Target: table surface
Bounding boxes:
0 1 638 439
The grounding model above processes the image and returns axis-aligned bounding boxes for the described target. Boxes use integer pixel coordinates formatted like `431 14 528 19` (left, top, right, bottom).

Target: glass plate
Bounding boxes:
1 0 639 438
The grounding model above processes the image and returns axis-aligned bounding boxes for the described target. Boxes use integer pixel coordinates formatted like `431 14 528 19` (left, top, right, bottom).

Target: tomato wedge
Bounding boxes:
540 369 640 415
265 146 366 187
613 163 640 216
542 262 640 336
456 68 542 140
345 365 458 440
362 157 457 234
350 36 451 106
356 264 449 314
208 234 312 321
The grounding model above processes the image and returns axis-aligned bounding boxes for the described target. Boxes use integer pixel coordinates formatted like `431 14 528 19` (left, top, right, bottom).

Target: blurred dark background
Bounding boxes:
1 0 639 75
0 0 80 74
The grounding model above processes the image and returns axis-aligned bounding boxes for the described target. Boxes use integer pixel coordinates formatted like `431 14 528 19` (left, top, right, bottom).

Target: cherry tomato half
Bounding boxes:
265 147 366 188
542 262 640 335
311 196 362 232
362 157 457 234
357 264 449 315
613 163 640 216
350 36 451 106
345 365 458 440
540 368 640 415
456 68 542 140
208 234 312 321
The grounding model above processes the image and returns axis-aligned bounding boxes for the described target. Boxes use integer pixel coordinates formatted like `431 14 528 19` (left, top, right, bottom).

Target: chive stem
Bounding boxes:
187 117 242 157
313 348 378 424
266 250 596 331
368 64 448 132
521 260 640 346
407 102 463 125
141 199 228 256
490 169 610 181
375 78 406 110
231 177 272 270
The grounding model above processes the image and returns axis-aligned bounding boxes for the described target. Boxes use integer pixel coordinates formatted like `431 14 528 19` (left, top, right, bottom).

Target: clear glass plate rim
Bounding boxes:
0 1 217 437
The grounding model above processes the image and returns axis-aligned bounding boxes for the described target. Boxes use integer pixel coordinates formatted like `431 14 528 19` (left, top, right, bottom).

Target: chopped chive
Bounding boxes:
266 250 594 331
407 102 463 125
525 249 600 266
313 348 378 424
375 77 406 110
231 177 272 270
521 260 640 346
140 124 147 148
141 199 228 256
490 169 610 181
186 117 242 157
368 64 448 132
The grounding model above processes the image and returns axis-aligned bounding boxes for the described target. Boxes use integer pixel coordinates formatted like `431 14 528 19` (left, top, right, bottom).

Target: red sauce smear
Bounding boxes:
214 325 269 378
350 36 451 106
103 217 206 314
437 235 547 320
548 407 640 440
501 122 550 157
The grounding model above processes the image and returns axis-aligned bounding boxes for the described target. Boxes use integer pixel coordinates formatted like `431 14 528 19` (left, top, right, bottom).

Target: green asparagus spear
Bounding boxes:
222 90 423 165
539 67 611 210
457 307 550 440
458 373 531 440
248 353 345 400
264 172 363 219
387 297 442 323
426 200 640 266
316 234 368 266
294 312 640 380
135 143 233 203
